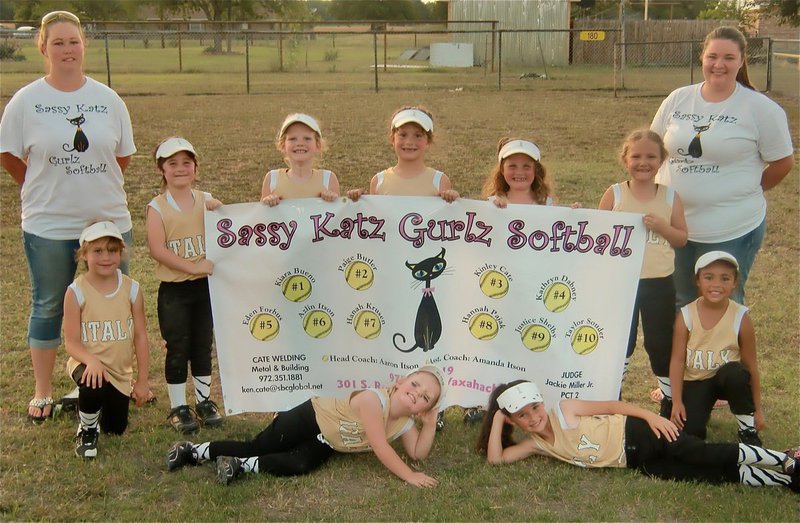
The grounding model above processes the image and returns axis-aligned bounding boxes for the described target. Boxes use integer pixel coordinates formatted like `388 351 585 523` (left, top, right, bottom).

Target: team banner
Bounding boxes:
206 197 645 415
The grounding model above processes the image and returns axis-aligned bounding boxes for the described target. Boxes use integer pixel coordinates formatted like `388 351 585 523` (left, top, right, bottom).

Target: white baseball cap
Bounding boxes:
695 251 739 274
155 137 197 161
278 113 322 139
79 221 123 246
496 382 543 413
391 109 433 133
405 365 448 410
498 139 541 162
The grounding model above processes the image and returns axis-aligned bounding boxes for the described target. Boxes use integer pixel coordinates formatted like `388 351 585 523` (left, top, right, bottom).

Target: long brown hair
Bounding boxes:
702 26 755 90
476 379 530 455
481 138 552 204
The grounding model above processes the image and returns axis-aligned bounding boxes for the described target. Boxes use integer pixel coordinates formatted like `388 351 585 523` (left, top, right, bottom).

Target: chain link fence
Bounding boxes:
770 39 799 99
613 36 774 97
0 27 791 98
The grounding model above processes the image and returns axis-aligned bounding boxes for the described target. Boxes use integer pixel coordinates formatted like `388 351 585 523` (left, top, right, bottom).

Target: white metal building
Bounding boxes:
448 0 571 67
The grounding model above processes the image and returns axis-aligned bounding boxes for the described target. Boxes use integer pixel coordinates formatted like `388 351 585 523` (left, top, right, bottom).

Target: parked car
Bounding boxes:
14 26 36 38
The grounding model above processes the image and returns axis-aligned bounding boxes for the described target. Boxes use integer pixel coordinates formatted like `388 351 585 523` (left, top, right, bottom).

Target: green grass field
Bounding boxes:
0 70 798 521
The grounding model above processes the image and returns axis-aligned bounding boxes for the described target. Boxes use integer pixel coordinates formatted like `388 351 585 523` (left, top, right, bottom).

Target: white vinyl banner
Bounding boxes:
206 197 645 415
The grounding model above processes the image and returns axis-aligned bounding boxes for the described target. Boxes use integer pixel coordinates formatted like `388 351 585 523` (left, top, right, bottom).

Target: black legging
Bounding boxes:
72 364 130 435
624 416 739 484
158 278 214 384
680 361 755 439
208 400 334 476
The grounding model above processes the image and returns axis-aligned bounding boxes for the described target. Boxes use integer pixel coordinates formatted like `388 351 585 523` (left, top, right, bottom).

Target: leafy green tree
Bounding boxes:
699 0 755 31
13 0 134 21
758 0 799 25
328 0 426 21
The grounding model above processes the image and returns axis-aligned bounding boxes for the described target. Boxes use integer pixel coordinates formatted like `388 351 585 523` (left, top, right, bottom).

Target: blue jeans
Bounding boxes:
673 219 766 309
23 229 133 348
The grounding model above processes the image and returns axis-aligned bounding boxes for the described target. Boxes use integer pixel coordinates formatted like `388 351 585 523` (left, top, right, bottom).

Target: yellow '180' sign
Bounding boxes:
579 31 605 41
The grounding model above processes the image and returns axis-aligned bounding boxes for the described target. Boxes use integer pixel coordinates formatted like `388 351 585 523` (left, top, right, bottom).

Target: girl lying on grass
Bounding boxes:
477 380 798 492
167 366 445 487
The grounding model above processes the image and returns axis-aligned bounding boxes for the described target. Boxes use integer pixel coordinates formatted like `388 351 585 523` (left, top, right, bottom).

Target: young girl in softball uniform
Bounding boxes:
347 106 457 429
260 113 340 206
146 137 223 434
167 366 445 487
63 221 150 458
482 138 555 207
478 380 798 492
669 251 764 446
348 106 459 202
598 130 687 415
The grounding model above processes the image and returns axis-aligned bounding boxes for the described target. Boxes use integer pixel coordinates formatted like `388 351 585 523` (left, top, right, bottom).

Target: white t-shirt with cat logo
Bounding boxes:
651 83 793 243
0 77 136 239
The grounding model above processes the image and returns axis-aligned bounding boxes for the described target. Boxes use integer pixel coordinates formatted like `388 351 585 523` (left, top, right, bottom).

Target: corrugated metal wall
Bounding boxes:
448 0 570 66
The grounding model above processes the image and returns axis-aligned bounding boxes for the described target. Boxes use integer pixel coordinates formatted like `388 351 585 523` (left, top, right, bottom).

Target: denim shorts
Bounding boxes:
672 219 766 309
23 229 133 348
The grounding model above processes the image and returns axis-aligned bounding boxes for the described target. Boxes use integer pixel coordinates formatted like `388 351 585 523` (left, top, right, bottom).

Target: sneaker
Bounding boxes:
75 426 98 459
463 407 485 423
166 441 197 471
167 405 199 434
196 400 223 427
216 456 243 485
436 411 445 432
738 428 762 447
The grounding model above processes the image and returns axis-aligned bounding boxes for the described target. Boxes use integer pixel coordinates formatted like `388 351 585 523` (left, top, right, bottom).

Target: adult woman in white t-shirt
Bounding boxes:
0 11 136 423
651 26 794 309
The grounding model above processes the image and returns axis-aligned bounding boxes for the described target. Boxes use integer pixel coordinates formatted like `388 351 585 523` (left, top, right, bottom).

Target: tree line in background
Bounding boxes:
0 0 447 24
574 0 797 27
0 1 796 29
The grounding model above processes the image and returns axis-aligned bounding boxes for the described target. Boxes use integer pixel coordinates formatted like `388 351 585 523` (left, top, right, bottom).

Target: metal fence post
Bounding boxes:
383 31 387 71
689 41 694 85
491 21 496 72
178 31 183 73
613 42 617 98
279 22 284 72
766 37 773 92
104 32 111 87
373 32 379 93
497 30 502 91
246 32 250 94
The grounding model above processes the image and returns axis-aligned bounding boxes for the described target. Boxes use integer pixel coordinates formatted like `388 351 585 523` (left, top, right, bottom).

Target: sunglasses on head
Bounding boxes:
41 10 81 26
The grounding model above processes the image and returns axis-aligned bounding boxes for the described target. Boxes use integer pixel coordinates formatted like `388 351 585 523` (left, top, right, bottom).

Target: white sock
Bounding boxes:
738 444 784 466
735 414 756 431
79 410 100 430
193 442 211 462
241 457 259 473
739 465 791 487
193 376 212 404
656 376 671 399
168 383 187 410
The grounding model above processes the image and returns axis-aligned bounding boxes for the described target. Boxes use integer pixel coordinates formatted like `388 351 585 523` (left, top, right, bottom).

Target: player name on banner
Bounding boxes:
206 197 645 415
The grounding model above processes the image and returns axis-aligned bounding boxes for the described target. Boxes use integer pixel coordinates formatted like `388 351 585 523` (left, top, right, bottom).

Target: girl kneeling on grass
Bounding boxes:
64 221 150 459
477 380 799 492
167 366 446 487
